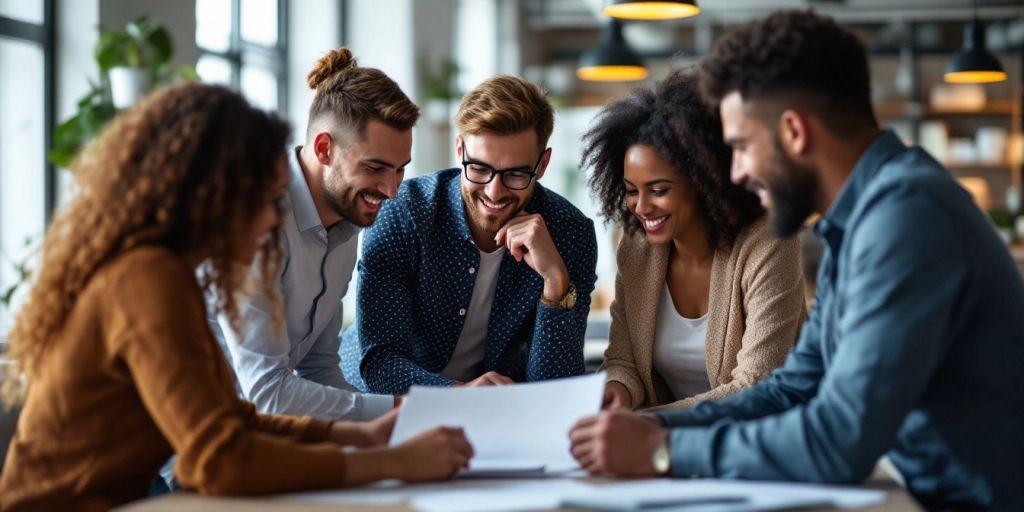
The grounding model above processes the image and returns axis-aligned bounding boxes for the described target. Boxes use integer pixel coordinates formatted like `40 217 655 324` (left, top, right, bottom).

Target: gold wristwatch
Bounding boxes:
541 283 577 310
651 438 671 476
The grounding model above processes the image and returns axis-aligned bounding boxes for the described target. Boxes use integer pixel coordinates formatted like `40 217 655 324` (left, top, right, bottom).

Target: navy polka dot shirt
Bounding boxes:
340 168 598 394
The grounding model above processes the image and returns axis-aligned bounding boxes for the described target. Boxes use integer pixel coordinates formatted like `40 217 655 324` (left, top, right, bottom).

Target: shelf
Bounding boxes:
875 99 1017 119
945 163 1017 172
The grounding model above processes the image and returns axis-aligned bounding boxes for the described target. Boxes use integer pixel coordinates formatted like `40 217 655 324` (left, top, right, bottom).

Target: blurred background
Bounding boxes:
2 0 1023 348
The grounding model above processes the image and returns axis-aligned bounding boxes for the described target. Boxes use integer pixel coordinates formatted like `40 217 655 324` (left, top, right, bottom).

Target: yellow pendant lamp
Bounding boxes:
602 0 700 21
577 20 649 82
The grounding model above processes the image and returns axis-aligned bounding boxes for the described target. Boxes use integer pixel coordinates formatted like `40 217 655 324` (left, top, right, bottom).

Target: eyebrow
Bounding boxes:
464 156 535 171
363 157 412 169
624 178 675 187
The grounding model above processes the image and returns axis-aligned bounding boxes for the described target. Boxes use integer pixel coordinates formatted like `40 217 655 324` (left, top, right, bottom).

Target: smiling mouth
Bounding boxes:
480 196 512 211
641 215 669 232
360 192 384 207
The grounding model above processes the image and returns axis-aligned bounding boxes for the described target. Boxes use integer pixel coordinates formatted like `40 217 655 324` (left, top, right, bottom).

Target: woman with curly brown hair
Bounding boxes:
580 70 805 411
0 82 471 511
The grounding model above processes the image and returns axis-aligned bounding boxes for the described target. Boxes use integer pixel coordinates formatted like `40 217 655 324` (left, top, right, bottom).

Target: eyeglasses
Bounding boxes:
460 140 547 191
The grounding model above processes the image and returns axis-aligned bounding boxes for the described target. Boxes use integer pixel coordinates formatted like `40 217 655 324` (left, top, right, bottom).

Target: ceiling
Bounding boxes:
526 0 1024 27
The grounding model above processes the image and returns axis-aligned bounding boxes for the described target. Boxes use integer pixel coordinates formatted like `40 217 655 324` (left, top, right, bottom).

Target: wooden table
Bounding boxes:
116 477 922 512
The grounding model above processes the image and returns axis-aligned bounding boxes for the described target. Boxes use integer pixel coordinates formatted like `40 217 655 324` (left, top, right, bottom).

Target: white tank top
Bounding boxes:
652 282 711 400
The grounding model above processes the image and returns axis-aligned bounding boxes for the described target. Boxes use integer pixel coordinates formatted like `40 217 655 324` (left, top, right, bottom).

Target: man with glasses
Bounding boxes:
340 75 598 393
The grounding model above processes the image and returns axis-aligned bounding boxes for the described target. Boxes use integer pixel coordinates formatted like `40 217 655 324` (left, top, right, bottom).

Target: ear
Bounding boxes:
535 148 553 180
777 110 810 156
454 134 463 160
311 131 334 165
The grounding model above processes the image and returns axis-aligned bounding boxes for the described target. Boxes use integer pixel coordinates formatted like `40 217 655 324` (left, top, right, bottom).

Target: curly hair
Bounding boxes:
698 9 877 136
581 69 762 251
2 82 290 405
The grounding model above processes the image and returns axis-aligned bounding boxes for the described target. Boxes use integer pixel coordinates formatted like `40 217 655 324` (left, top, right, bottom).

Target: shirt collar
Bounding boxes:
816 130 906 250
289 145 359 240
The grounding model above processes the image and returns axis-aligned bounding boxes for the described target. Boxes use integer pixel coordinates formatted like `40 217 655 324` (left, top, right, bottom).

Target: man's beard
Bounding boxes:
765 137 820 238
461 187 525 235
326 184 382 228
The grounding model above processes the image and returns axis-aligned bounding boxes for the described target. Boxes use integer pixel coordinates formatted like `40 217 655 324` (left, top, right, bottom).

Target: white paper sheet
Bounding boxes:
390 372 605 473
278 477 887 512
562 480 887 511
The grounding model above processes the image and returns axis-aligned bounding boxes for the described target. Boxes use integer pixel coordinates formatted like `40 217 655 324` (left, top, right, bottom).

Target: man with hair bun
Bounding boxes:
210 47 418 432
340 75 598 393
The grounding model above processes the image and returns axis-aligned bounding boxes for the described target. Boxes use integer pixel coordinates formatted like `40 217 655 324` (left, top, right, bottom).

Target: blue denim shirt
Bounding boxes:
656 131 1024 511
340 168 598 394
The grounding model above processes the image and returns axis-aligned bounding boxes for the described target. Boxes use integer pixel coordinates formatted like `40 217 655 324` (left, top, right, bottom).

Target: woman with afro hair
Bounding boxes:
581 70 806 411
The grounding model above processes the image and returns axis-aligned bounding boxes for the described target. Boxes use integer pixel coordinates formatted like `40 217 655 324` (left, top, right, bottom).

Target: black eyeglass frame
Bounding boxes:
460 140 549 191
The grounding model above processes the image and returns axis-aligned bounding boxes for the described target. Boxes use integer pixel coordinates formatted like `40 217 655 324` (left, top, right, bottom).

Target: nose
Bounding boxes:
380 172 401 199
730 153 747 185
484 175 507 198
634 191 653 216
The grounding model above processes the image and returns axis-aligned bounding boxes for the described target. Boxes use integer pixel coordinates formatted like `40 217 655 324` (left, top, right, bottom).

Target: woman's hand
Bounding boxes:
389 426 474 482
603 381 632 410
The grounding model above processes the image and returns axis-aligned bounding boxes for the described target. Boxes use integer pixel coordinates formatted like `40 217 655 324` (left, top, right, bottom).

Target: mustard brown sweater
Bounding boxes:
0 247 350 511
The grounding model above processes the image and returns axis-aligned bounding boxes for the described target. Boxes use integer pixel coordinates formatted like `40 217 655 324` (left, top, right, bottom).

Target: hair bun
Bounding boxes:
307 48 358 90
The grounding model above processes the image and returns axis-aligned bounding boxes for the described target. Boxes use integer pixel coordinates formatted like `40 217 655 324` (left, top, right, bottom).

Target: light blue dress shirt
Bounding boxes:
209 146 393 421
656 131 1024 510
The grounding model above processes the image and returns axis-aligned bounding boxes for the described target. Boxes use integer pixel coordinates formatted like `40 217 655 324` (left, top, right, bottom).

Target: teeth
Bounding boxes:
643 216 668 230
481 198 510 210
361 193 382 206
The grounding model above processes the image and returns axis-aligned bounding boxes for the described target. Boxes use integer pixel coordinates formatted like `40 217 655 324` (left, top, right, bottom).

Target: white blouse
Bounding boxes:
652 282 712 400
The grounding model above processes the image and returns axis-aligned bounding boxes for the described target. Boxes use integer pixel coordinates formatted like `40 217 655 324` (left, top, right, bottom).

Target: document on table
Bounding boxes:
389 372 605 475
407 479 887 512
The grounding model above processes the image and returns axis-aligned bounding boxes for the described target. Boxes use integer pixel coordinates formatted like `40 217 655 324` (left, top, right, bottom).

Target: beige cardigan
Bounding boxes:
602 219 806 410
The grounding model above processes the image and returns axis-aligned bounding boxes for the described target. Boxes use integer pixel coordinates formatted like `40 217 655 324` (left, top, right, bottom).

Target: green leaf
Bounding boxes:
146 27 174 66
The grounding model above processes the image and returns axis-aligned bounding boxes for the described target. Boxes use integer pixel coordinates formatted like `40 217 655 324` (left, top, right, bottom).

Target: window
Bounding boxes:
196 0 288 113
0 0 53 335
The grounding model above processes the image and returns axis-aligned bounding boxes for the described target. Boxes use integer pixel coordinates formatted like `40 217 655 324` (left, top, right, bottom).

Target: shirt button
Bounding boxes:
468 267 476 274
459 308 467 316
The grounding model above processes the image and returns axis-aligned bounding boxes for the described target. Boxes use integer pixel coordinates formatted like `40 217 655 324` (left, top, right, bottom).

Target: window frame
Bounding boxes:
196 0 289 113
0 0 56 221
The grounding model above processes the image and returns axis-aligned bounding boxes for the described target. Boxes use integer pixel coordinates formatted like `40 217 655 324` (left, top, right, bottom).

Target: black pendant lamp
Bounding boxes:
577 20 649 82
944 0 1007 83
602 0 700 21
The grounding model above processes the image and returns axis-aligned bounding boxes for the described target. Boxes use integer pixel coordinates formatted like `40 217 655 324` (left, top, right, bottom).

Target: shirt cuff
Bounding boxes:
668 426 717 478
356 393 395 421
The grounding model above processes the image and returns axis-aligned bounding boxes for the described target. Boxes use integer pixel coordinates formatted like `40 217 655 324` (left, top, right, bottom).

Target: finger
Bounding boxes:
494 224 508 246
572 414 599 431
493 373 514 385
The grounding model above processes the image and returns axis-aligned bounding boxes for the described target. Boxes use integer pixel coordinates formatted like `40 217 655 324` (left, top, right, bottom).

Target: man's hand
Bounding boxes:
329 407 400 448
453 371 515 387
569 409 667 477
494 213 570 303
603 381 632 410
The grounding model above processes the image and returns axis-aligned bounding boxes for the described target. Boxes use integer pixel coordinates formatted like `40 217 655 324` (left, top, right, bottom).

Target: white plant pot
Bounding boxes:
109 67 151 109
424 99 451 126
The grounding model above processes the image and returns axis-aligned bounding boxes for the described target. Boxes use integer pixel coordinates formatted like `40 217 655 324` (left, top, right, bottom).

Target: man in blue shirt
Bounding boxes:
569 10 1024 510
341 76 598 393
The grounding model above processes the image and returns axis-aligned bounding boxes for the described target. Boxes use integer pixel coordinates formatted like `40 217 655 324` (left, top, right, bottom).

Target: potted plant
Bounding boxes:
96 17 174 109
419 56 460 124
49 17 195 168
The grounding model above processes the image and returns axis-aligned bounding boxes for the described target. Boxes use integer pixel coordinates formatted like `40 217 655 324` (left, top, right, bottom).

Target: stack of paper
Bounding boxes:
389 372 605 475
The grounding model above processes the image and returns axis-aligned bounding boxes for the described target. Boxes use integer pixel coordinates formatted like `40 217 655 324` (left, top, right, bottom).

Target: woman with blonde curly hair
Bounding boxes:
0 82 472 511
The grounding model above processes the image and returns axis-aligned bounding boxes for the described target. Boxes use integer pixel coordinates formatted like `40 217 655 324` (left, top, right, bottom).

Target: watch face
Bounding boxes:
652 441 670 475
563 287 577 309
